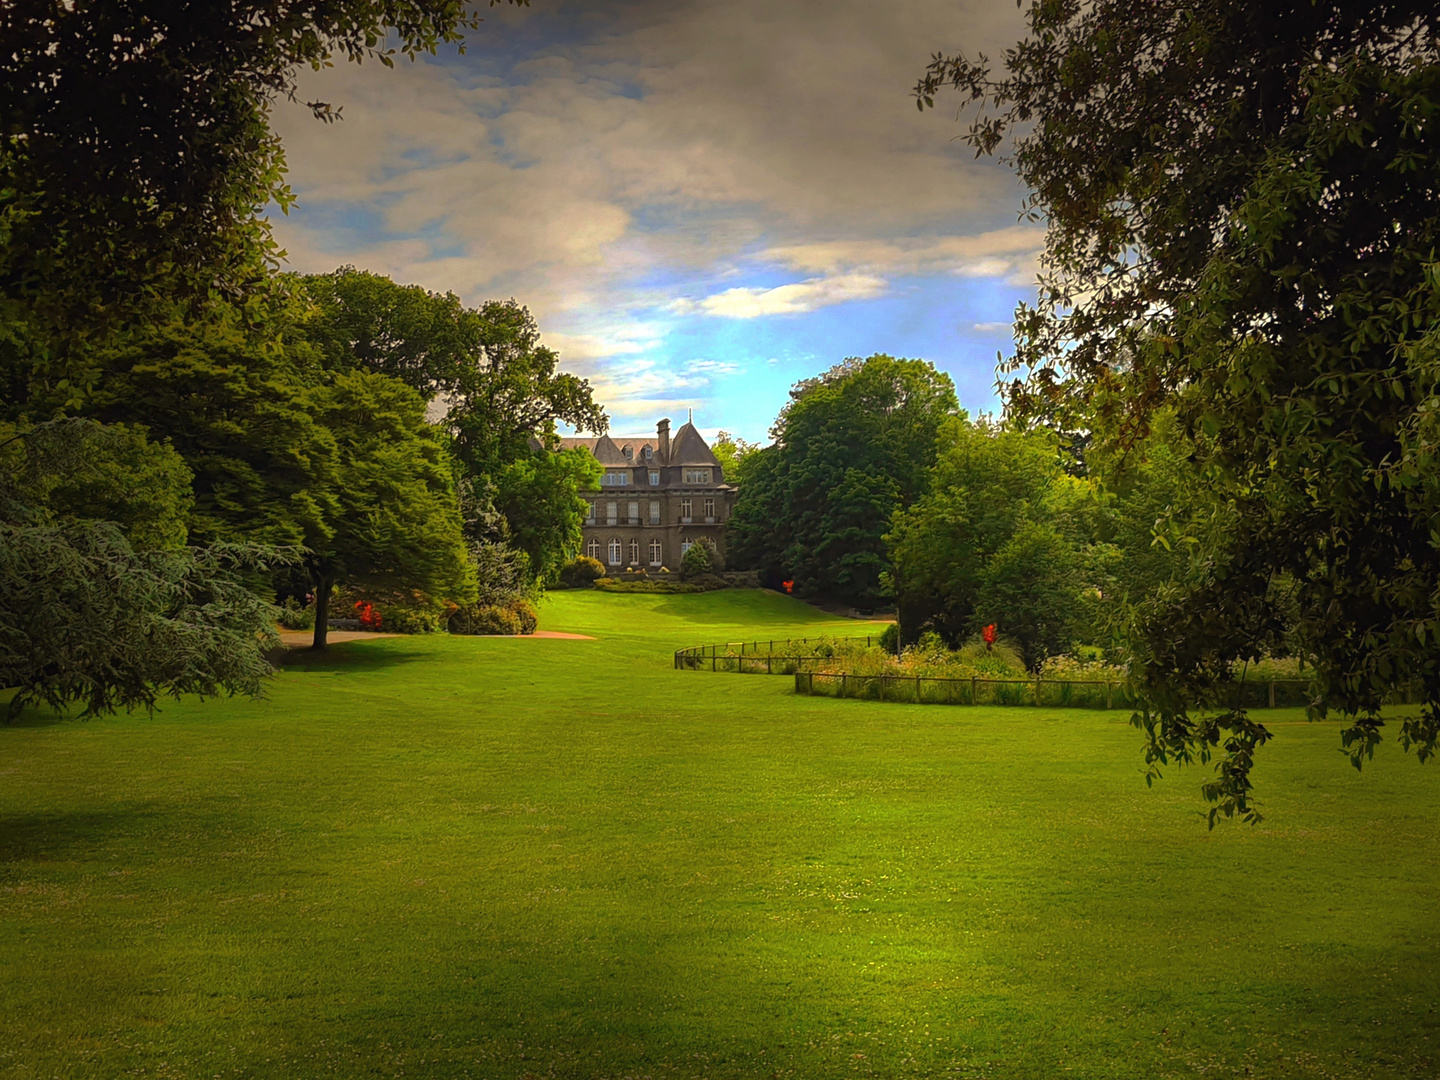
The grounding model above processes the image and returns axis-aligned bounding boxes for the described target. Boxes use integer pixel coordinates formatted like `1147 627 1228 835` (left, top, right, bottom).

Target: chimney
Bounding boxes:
657 418 671 463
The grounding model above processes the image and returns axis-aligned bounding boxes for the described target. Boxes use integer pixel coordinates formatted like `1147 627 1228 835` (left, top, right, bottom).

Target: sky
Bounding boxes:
269 0 1039 442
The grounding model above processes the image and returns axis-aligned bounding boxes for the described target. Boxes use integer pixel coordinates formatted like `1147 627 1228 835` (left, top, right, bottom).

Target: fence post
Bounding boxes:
1035 678 1041 706
767 656 773 675
842 673 848 698
1269 681 1276 709
1106 682 1113 710
971 676 978 705
711 653 716 672
916 676 922 703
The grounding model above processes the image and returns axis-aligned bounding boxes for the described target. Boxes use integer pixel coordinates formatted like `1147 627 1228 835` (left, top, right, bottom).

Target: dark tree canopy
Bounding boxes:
919 1 1440 820
727 355 957 608
0 420 287 719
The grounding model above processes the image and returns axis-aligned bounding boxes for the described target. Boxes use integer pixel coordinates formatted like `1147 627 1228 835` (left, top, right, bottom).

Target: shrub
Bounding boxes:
277 597 315 630
592 579 703 594
878 624 898 653
559 555 605 588
335 587 446 633
690 572 729 591
448 599 538 635
679 542 712 579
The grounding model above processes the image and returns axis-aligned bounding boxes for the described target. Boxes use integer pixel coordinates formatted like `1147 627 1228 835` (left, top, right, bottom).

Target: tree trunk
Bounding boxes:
312 574 331 651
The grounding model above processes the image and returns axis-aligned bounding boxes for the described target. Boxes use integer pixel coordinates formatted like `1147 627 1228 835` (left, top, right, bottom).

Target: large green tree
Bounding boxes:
727 355 957 608
919 0 1440 820
302 369 473 649
301 269 607 584
886 418 1097 667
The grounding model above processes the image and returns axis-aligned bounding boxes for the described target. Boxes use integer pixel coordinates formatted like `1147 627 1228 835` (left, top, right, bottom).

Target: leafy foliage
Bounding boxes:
0 0 524 380
680 541 713 580
302 369 474 647
711 430 761 486
0 419 288 718
558 555 606 588
301 271 606 584
81 315 338 546
918 0 1440 819
0 417 193 549
886 418 1096 668
727 355 958 607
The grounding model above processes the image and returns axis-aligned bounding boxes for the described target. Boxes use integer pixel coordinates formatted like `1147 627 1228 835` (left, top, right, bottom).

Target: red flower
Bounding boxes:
781 579 794 594
983 623 997 646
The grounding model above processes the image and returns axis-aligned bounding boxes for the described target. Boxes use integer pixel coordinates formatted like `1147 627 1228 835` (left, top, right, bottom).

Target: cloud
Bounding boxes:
671 272 887 318
687 359 744 375
972 321 1012 333
266 0 1038 418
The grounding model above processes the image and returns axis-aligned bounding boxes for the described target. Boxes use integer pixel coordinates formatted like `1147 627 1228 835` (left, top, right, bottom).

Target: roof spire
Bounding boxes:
688 407 694 424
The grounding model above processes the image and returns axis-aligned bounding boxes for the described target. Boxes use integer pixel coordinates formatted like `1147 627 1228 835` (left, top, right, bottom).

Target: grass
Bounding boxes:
2 589 1438 1079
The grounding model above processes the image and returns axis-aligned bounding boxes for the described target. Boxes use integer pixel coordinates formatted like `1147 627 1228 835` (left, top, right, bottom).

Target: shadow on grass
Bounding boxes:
0 805 164 861
272 638 432 674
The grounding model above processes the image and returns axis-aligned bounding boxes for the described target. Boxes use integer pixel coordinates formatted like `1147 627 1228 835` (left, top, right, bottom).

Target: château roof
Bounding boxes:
668 421 720 467
555 417 720 470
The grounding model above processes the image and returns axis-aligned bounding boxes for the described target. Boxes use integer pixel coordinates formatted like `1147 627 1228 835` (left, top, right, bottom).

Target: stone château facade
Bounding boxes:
558 416 736 573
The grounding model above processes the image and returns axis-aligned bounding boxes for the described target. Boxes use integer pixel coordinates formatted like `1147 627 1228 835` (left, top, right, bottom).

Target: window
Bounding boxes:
608 538 622 566
622 445 633 460
606 501 618 525
680 497 692 522
649 470 660 486
704 497 715 522
601 472 629 486
643 446 653 460
628 539 639 564
681 538 693 555
586 538 600 560
684 467 711 484
628 500 639 524
648 500 660 524
649 538 662 565
585 501 595 523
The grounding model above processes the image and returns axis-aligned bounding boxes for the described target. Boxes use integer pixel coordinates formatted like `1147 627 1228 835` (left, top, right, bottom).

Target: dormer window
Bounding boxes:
643 446 653 460
684 467 712 484
622 445 633 460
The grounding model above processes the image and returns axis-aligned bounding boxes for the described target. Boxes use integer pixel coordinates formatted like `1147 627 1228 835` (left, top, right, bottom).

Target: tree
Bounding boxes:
886 417 1095 667
301 369 474 649
0 0 527 402
918 1 1440 820
79 315 338 547
711 430 761 486
0 420 286 719
301 272 608 584
726 355 958 608
300 267 486 400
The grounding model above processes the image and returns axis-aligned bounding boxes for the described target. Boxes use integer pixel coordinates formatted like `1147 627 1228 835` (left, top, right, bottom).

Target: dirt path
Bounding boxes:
277 629 595 646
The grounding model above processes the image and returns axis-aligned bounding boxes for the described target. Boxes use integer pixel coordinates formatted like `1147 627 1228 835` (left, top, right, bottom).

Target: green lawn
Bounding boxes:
3 589 1438 1079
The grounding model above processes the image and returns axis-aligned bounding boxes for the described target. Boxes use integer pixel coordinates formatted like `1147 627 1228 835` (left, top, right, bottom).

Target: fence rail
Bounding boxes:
795 670 1315 709
674 638 1317 710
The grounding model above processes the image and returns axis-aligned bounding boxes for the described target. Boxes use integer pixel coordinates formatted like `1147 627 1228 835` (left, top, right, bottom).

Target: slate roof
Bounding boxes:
555 418 719 468
668 421 720 467
556 434 659 463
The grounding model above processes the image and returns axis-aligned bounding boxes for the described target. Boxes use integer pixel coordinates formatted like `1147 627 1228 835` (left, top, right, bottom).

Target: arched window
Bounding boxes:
628 539 639 564
586 538 600 560
608 538 622 566
649 538 662 565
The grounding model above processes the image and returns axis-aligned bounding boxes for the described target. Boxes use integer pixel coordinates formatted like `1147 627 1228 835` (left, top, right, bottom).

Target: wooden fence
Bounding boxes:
795 670 1313 709
674 638 1316 710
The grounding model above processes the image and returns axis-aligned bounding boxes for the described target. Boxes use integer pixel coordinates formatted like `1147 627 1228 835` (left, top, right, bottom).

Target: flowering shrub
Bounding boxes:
354 601 382 630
